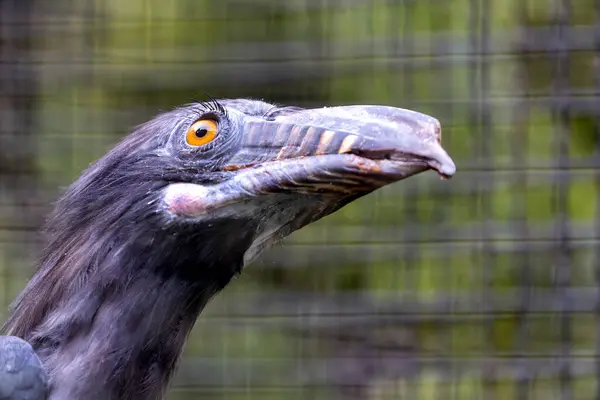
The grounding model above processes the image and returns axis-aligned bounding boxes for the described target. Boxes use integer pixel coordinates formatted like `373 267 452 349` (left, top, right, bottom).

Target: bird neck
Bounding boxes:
3 214 250 399
1 157 255 398
42 272 211 400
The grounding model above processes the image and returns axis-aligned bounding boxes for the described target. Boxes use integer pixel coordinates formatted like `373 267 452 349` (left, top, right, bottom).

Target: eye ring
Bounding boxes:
186 119 218 147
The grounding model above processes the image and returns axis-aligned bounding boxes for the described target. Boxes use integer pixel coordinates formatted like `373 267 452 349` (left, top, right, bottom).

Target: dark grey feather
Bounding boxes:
0 336 47 400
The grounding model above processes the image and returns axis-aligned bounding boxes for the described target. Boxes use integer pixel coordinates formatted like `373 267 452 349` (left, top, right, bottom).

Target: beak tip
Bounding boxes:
438 161 456 179
429 148 456 179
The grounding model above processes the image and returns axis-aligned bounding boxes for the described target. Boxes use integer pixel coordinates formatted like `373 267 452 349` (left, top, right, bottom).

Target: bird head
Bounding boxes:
150 99 455 267
26 97 455 301
7 98 457 322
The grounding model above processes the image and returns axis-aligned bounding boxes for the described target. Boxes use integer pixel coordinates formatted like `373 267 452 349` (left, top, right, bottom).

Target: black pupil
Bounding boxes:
195 128 208 138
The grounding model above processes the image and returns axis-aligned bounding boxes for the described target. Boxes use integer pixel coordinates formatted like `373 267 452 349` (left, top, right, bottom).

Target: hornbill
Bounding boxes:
0 98 455 399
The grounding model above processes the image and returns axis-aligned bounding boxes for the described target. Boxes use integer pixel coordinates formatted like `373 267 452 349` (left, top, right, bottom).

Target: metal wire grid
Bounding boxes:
1 0 599 398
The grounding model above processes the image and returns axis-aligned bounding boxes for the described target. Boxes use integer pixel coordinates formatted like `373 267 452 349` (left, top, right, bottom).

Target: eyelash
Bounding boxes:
193 96 228 120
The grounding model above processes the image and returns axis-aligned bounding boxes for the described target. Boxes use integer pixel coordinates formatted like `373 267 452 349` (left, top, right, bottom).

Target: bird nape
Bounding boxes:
0 98 455 400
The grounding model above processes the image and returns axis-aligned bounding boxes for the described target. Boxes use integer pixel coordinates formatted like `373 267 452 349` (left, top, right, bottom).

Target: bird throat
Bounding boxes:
3 216 251 399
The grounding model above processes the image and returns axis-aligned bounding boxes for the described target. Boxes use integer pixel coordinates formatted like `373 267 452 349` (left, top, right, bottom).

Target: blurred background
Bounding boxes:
0 0 598 398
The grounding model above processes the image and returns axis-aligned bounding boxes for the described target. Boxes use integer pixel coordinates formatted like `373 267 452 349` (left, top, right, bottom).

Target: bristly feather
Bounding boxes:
262 104 305 121
190 95 228 119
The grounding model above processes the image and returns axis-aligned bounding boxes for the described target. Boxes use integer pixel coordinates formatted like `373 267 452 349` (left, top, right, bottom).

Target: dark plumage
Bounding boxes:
0 98 455 399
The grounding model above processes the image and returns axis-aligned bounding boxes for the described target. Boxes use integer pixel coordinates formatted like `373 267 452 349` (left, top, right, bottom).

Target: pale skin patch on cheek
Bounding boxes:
162 182 249 218
163 183 212 217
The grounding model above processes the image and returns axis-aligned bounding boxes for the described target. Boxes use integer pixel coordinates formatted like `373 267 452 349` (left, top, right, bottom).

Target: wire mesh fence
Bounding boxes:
1 0 599 398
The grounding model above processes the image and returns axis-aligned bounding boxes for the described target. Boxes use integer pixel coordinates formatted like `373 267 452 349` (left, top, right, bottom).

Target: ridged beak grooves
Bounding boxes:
164 105 456 218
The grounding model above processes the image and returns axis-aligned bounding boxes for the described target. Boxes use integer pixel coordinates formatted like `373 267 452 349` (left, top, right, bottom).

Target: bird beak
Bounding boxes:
163 105 455 217
234 105 455 179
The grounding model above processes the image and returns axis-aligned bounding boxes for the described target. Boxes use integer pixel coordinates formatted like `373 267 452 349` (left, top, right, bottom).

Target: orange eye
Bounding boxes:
186 119 218 147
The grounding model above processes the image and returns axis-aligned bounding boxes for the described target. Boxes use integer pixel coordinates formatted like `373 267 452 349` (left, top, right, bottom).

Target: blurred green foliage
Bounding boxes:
1 0 599 398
